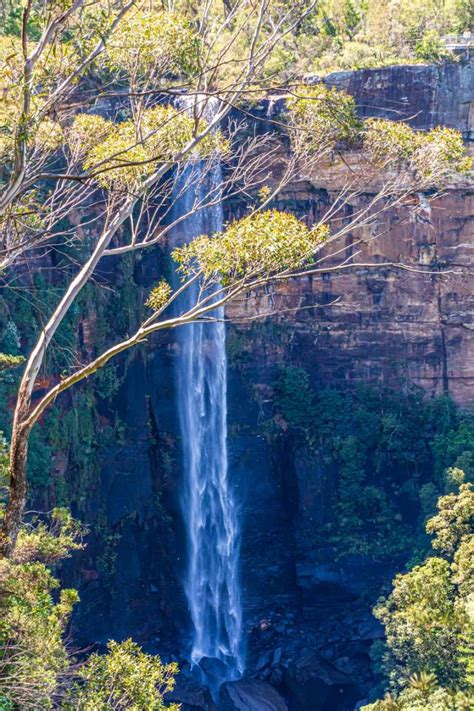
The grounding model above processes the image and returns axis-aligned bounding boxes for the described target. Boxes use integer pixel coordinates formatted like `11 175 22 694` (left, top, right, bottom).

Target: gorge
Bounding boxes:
0 50 473 711
68 57 473 710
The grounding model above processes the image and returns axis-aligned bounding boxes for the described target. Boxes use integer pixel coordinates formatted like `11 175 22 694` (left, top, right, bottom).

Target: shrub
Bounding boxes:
64 640 179 711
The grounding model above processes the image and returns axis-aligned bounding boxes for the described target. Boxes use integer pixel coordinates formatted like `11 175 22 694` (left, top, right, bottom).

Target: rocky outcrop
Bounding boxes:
260 52 474 136
228 187 474 406
324 59 474 137
219 679 288 711
166 675 218 711
228 54 474 407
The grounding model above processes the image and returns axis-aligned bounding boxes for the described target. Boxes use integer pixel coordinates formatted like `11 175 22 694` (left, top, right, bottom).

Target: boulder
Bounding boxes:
165 674 218 711
283 648 362 711
198 656 230 689
219 678 288 711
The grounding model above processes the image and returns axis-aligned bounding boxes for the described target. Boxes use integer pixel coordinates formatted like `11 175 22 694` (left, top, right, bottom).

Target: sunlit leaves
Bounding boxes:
105 9 201 81
33 119 64 153
77 106 228 189
427 482 474 556
173 209 328 286
66 114 114 159
364 118 418 162
0 556 78 709
373 556 466 686
364 119 472 183
64 639 179 711
145 280 172 312
0 353 25 373
363 474 474 709
287 83 361 154
287 84 471 188
12 507 85 565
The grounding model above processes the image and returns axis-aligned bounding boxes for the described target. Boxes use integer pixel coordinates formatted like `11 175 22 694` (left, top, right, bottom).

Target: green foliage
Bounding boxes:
298 0 471 73
363 685 473 710
363 476 474 709
0 506 82 709
285 87 470 187
374 556 466 687
173 209 328 286
287 83 362 154
0 499 178 710
0 353 25 373
364 119 472 182
145 280 172 312
273 366 316 432
94 364 122 401
105 9 201 81
270 376 474 559
76 106 228 190
64 639 179 711
66 113 114 159
414 30 453 61
427 482 474 555
12 507 86 565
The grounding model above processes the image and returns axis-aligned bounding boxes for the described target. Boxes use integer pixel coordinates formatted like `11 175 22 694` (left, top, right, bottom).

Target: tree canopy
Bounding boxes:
363 471 474 710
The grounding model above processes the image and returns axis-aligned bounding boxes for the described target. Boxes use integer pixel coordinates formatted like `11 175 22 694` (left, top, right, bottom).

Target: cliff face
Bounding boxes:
227 54 474 406
325 60 474 137
228 188 474 405
60 58 473 710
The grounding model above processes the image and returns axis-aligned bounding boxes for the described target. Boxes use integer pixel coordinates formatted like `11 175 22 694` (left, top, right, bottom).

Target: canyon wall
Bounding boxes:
57 56 473 710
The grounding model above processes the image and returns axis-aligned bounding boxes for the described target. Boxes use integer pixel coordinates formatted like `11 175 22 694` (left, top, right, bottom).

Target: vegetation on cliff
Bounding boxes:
0 0 468 565
272 369 474 560
362 470 474 710
287 0 473 72
0 0 472 708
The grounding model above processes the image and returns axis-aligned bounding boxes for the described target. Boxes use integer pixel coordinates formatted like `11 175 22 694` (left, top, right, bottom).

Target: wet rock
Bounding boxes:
256 650 272 671
165 675 218 711
198 656 230 689
356 618 384 641
269 667 284 686
284 648 362 711
333 656 356 676
219 678 288 711
272 647 282 666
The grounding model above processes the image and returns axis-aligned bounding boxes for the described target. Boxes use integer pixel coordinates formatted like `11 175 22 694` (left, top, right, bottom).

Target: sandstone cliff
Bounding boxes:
228 54 474 406
21 57 474 711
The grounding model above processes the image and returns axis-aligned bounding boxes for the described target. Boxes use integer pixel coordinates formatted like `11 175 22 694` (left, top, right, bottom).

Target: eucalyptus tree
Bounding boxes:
0 0 471 557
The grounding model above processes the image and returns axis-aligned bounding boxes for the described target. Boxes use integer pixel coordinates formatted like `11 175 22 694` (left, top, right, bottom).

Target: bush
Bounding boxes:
363 474 474 708
0 502 178 709
64 640 179 711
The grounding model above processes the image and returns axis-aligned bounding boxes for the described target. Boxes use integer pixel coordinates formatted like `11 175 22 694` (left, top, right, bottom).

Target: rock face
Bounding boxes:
165 674 218 711
219 679 288 711
284 648 361 711
227 187 474 406
324 60 474 137
228 53 474 408
59 57 473 710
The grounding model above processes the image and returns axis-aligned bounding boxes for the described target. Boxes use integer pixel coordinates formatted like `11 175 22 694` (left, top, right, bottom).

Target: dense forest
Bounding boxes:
0 1 473 710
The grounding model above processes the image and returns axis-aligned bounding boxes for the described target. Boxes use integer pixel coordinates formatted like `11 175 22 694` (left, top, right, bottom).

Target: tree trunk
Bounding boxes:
0 390 31 559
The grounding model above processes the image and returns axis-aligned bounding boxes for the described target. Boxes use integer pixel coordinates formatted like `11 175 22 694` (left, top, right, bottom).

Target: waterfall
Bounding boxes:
173 159 244 684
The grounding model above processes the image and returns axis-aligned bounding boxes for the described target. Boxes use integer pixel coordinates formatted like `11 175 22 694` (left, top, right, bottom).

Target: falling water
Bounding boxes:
173 158 244 683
